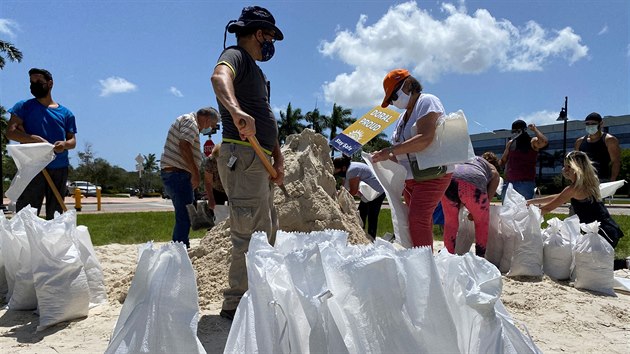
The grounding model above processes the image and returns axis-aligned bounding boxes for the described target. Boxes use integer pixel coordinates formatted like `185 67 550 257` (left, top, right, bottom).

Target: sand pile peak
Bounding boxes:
191 129 369 307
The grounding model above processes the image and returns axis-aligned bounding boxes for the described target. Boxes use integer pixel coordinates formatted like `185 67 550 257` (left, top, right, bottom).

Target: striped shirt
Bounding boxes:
160 112 202 172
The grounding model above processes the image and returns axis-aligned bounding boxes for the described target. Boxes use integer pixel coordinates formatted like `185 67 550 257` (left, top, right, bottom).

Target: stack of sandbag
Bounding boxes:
573 221 616 296
0 208 107 331
497 184 544 277
105 242 206 354
225 230 538 353
541 215 580 280
435 251 542 354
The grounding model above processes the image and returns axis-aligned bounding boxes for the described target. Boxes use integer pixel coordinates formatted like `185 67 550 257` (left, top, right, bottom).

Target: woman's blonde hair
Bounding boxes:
565 151 600 200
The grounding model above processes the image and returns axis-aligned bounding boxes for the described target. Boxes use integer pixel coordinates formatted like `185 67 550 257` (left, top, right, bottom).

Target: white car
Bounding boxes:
68 181 98 197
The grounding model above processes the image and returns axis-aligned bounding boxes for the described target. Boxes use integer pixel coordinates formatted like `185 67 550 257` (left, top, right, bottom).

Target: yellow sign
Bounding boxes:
331 106 399 155
343 106 399 144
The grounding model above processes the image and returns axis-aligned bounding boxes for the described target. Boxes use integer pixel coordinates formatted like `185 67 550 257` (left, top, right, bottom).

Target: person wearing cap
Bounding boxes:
159 107 220 248
574 112 620 182
6 68 77 220
210 5 284 321
371 69 453 248
498 119 548 199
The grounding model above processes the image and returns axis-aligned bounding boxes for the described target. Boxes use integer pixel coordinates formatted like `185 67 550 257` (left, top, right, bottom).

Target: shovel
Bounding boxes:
239 119 290 197
186 200 215 231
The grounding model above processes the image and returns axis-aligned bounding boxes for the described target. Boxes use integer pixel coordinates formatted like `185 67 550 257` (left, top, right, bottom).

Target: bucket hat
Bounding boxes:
227 6 284 40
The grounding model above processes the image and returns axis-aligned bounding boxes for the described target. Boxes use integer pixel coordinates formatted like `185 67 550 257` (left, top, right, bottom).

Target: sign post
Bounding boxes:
330 106 399 156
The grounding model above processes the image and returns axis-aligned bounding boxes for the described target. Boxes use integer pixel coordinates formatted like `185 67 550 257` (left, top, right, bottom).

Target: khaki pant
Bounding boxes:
217 143 277 311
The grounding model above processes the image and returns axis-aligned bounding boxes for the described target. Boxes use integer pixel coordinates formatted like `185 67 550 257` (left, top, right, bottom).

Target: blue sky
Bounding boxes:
1 0 628 171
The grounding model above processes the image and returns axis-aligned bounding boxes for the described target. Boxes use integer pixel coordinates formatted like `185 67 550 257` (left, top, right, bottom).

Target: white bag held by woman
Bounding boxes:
413 110 475 169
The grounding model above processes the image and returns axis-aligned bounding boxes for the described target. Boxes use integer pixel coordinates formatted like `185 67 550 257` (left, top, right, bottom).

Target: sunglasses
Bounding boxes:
262 31 277 43
585 122 599 126
388 80 406 104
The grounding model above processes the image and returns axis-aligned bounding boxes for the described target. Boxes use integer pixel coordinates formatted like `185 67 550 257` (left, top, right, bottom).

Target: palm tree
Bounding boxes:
327 103 354 142
143 153 159 174
304 108 329 135
327 103 354 156
0 40 23 69
277 102 306 144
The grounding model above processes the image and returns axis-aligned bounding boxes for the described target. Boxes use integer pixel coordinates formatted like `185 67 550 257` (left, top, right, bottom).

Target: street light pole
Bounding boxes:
557 96 568 185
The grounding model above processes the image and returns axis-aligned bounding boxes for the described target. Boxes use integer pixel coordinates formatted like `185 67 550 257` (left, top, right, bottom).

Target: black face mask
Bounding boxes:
30 82 49 98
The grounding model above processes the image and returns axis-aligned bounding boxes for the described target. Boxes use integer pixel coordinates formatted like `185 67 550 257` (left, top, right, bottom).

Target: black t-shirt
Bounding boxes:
216 46 278 151
578 132 611 180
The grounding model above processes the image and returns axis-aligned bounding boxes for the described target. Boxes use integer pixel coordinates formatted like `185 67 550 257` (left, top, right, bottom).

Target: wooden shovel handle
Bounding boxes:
239 119 277 179
42 169 68 212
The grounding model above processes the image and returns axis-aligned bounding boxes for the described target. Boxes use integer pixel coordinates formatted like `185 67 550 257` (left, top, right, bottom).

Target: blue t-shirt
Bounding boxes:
9 98 77 169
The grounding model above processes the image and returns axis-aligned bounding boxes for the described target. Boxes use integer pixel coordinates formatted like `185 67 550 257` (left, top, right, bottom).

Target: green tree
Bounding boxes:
327 103 354 156
304 108 329 135
277 102 306 144
0 39 23 70
619 148 630 196
74 142 96 182
359 133 391 157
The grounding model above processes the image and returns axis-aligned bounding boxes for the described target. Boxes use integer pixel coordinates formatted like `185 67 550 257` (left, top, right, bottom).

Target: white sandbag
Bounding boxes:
435 251 542 354
2 208 37 310
573 221 615 296
362 152 412 248
599 179 626 199
484 205 504 269
358 181 380 202
0 213 10 298
74 225 107 306
508 205 544 277
105 242 206 354
413 110 475 169
6 143 55 202
454 207 475 255
321 244 460 354
542 218 574 280
274 229 347 256
213 204 229 224
498 184 529 274
227 232 310 354
20 209 90 331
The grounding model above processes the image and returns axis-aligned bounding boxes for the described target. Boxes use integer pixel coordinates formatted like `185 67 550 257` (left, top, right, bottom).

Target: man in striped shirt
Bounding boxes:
160 107 220 248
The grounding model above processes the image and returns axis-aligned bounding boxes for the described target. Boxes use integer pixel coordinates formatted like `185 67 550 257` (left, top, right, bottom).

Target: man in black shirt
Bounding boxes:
574 112 621 182
211 6 284 321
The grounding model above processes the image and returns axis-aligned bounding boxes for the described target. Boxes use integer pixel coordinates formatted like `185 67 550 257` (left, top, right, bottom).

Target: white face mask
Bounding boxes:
391 88 410 110
585 125 599 135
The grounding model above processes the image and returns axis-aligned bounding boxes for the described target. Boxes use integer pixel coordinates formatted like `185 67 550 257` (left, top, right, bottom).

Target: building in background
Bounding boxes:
470 115 630 183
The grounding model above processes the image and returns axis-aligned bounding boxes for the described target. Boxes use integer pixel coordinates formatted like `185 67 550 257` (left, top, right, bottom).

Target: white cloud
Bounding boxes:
169 86 183 97
598 25 608 35
0 19 18 38
319 1 589 108
515 110 565 127
98 77 137 97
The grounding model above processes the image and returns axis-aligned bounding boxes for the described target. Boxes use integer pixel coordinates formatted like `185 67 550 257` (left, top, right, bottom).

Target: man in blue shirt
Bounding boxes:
7 68 77 219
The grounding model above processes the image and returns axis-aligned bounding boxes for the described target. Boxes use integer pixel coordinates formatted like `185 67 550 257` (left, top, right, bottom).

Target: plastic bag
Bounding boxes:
20 208 90 331
507 205 544 277
435 251 542 354
6 143 55 202
1 208 37 310
105 242 206 354
413 110 475 169
542 217 574 280
454 207 475 255
362 152 412 248
74 225 108 306
573 221 615 296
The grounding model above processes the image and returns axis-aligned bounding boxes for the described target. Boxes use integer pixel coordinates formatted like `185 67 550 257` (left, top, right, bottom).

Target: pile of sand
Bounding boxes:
190 129 370 308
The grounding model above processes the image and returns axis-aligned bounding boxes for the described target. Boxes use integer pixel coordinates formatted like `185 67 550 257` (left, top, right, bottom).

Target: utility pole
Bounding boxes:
556 96 568 186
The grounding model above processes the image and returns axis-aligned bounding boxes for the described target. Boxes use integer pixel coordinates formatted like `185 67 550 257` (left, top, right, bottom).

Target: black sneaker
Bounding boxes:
220 309 236 321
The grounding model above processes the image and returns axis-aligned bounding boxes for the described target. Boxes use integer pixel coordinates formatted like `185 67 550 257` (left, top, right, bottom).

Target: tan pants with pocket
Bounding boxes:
217 143 277 311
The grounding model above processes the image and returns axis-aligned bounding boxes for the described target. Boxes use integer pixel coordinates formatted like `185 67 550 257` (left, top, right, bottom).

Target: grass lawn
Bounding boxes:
376 209 630 259
77 211 207 246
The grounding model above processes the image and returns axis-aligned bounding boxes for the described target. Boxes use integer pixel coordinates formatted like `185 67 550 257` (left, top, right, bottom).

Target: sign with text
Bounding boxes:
330 106 399 155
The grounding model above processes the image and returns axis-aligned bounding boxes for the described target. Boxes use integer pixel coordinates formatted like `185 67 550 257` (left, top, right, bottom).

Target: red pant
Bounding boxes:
403 174 452 247
441 179 490 255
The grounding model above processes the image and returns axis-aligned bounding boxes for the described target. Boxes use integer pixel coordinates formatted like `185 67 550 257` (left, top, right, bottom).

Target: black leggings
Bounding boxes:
358 192 387 240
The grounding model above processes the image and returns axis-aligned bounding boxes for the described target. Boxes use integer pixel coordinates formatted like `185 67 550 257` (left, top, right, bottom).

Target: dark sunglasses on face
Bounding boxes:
388 81 406 104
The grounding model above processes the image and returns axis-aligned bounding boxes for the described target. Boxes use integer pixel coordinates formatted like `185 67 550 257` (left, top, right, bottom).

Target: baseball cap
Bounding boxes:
511 119 527 131
381 69 410 108
584 112 602 123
